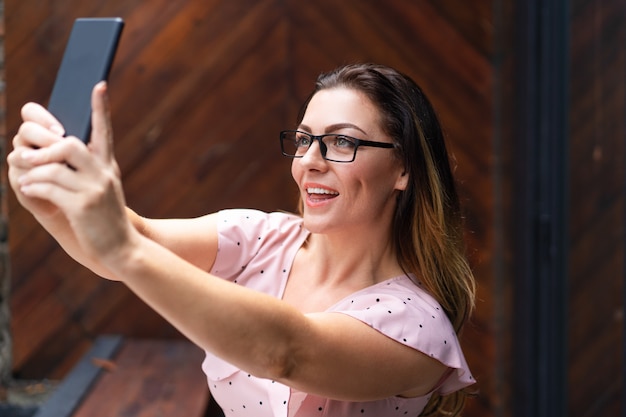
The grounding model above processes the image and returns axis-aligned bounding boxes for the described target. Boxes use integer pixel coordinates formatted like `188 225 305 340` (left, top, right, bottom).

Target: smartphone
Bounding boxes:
47 18 124 143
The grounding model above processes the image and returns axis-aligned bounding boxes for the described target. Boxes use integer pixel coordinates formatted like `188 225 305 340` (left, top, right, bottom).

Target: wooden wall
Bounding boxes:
567 0 624 415
497 0 625 415
4 1 509 416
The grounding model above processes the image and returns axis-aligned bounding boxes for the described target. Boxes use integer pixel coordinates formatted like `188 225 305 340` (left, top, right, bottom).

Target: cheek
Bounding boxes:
342 167 380 198
290 159 303 186
358 163 404 197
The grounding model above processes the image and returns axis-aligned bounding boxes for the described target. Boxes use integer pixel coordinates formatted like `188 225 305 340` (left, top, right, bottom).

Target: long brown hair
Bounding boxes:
299 63 476 416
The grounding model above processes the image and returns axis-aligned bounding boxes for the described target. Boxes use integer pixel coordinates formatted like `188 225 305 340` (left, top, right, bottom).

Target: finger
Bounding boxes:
90 81 114 160
18 161 72 185
7 150 29 189
7 146 39 172
18 161 82 192
19 179 76 210
19 136 88 169
21 102 65 136
14 121 64 150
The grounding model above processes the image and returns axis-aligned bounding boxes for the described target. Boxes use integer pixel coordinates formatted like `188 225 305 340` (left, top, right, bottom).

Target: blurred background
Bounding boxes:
0 1 623 416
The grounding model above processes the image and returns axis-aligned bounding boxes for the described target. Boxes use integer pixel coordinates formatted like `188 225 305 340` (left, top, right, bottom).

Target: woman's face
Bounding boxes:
291 87 407 235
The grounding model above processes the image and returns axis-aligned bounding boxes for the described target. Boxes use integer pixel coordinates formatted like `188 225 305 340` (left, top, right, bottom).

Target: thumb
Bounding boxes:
90 81 115 160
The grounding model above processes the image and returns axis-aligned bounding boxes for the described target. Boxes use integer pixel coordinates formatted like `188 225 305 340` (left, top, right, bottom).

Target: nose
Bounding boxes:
299 139 327 168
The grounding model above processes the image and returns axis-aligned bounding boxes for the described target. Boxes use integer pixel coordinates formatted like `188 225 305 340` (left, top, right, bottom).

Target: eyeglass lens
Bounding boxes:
281 131 356 162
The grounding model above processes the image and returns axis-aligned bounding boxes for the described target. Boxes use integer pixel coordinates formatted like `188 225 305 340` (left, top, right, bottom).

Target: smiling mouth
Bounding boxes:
306 187 339 202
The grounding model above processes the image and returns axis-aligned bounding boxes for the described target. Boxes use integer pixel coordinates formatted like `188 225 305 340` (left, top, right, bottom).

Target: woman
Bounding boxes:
8 63 476 416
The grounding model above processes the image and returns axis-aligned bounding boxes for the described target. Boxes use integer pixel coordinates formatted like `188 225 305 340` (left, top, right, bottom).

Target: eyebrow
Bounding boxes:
298 123 368 136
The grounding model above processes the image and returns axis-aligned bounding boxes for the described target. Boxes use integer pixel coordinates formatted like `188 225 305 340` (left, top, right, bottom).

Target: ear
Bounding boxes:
394 169 409 191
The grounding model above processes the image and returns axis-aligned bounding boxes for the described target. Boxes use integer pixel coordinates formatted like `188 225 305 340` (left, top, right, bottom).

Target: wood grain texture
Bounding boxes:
5 1 495 415
567 0 625 415
72 339 208 417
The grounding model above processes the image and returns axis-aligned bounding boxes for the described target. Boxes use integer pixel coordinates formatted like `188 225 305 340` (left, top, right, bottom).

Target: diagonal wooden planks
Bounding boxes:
567 0 625 415
6 1 496 415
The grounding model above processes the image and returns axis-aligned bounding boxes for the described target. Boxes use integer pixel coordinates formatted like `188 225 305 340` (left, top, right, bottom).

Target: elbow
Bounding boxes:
255 344 300 383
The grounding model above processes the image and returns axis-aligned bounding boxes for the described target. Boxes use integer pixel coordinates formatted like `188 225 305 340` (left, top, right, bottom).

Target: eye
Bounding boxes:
332 135 356 148
295 132 312 148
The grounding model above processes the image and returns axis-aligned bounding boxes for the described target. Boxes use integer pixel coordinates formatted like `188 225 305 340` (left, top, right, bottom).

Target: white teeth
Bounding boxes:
307 187 339 195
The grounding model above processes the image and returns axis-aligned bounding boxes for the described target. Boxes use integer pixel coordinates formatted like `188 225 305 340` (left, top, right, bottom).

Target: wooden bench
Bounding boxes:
33 335 224 417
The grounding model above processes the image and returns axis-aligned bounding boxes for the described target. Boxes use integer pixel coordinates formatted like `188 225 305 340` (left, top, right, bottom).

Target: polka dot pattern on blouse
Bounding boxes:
203 209 474 417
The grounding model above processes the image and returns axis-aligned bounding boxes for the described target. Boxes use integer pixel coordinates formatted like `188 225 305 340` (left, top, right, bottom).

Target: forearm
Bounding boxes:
123 210 219 272
108 239 442 401
108 232 302 380
36 207 144 280
35 210 118 279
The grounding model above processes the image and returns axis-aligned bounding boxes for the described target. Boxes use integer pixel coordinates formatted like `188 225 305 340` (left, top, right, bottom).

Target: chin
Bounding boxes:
301 213 334 234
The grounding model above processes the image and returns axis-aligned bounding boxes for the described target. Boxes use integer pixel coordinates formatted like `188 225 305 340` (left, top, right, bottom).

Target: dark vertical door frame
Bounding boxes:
512 1 569 416
622 8 626 417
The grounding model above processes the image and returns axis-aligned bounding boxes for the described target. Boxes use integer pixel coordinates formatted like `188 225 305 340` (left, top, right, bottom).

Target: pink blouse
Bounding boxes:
203 209 474 417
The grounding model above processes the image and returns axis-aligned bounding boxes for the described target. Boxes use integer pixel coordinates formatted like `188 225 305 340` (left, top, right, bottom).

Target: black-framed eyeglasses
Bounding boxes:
279 130 395 163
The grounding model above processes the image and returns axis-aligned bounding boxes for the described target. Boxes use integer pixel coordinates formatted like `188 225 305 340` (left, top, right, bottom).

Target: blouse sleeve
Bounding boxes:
210 209 270 279
330 278 475 395
210 209 307 291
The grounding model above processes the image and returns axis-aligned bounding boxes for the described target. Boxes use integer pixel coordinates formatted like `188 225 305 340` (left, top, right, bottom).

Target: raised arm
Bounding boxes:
129 210 220 272
102 231 448 401
11 82 448 401
8 86 220 278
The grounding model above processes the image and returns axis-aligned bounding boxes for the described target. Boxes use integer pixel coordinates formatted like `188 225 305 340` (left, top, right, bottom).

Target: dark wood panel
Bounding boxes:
426 0 493 59
5 1 497 415
567 0 625 415
72 339 208 417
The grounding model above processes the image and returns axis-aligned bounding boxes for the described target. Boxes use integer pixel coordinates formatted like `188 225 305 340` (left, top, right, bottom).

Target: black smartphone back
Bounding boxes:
47 18 124 143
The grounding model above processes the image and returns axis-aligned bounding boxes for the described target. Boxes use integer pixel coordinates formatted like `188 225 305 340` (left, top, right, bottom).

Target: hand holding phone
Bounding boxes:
47 18 124 143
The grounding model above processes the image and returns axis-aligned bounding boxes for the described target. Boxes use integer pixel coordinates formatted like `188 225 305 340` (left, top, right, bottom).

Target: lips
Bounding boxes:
304 185 339 204
306 187 339 195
